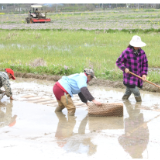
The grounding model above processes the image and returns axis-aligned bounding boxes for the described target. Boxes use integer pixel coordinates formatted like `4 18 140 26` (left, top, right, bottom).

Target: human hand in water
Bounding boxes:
92 99 102 106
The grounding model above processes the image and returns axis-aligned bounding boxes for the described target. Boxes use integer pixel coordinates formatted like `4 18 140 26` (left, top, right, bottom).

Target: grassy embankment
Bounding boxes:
0 29 160 83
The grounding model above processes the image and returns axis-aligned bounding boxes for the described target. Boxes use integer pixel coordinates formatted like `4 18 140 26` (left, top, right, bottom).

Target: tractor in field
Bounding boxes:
25 5 51 23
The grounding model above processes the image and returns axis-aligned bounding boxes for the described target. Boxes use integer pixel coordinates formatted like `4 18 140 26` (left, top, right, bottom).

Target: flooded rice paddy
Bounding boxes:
0 78 160 159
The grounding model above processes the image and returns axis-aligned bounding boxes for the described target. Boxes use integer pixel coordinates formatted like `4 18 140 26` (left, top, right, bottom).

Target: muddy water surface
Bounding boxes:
0 78 160 159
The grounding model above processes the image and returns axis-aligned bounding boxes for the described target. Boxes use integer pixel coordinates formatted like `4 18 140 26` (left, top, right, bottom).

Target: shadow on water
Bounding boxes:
0 101 17 128
118 101 149 158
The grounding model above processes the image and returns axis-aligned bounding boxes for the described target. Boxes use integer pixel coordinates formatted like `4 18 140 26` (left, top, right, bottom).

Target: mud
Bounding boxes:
14 71 61 81
14 71 160 93
0 78 160 159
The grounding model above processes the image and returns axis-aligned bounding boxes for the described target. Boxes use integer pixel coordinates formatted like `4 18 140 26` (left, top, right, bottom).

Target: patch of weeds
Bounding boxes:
29 58 46 67
147 71 160 83
144 9 157 12
2 21 17 24
104 69 123 80
146 76 154 82
9 64 75 76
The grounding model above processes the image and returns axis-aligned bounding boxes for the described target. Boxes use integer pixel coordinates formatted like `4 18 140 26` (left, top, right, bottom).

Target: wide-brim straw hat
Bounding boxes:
129 35 146 47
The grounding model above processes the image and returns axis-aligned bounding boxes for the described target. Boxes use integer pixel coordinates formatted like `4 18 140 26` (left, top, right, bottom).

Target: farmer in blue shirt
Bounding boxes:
53 68 102 116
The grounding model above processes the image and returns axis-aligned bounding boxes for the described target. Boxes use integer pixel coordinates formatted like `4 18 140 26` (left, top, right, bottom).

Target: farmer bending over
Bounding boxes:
0 68 15 100
53 68 102 116
116 35 148 102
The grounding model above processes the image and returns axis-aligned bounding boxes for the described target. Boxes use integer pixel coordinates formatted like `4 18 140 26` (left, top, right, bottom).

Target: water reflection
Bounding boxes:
55 112 97 155
118 101 149 158
55 112 124 156
0 101 17 128
88 116 123 131
55 112 76 144
55 113 97 155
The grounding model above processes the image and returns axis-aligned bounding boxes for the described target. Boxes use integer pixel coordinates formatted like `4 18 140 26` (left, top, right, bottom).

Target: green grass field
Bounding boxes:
1 9 160 30
1 29 160 83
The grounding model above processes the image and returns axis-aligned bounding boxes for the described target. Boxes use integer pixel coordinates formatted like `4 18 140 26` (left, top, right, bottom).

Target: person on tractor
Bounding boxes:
35 8 39 18
0 68 15 100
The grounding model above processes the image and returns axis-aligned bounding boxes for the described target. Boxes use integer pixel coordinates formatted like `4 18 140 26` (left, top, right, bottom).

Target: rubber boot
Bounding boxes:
68 115 76 122
68 108 76 116
55 106 64 112
60 94 76 116
68 112 75 116
55 100 65 112
122 95 131 100
135 96 142 102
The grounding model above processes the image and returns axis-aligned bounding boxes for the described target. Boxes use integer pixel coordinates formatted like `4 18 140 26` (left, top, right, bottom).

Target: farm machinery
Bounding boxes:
25 5 51 23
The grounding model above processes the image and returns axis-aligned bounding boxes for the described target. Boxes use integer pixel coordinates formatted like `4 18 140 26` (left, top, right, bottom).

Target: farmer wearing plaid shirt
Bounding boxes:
116 35 148 102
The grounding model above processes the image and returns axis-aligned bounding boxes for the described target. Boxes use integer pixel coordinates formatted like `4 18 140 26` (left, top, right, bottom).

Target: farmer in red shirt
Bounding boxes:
116 35 148 102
